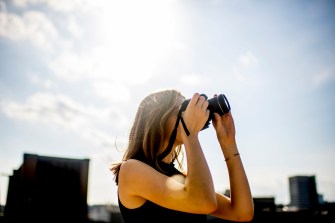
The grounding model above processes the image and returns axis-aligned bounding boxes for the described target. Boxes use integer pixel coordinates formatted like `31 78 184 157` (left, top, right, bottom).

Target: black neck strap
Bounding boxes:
158 108 187 161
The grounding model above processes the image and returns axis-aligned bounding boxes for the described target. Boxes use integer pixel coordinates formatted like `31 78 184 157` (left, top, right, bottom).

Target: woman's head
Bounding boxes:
129 89 185 163
111 89 185 182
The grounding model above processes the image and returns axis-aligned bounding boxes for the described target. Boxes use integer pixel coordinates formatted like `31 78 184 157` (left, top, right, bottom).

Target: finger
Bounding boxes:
225 112 234 121
213 113 224 131
223 112 235 127
214 112 220 119
212 113 219 127
201 100 209 111
189 93 200 106
197 95 207 107
213 113 221 124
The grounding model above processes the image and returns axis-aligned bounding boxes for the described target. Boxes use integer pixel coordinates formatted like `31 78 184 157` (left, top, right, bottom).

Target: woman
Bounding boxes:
111 89 254 222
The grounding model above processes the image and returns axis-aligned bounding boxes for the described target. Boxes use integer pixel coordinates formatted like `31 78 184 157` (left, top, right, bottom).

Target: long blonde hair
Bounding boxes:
111 89 185 184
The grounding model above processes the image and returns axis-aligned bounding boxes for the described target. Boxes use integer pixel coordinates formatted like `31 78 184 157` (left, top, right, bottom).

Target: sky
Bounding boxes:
0 0 334 206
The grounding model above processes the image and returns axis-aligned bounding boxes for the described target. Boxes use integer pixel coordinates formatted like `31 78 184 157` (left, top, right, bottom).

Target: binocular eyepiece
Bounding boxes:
179 93 231 130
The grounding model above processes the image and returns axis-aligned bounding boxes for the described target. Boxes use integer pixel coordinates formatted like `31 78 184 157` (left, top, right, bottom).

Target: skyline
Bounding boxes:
2 155 329 209
1 0 335 205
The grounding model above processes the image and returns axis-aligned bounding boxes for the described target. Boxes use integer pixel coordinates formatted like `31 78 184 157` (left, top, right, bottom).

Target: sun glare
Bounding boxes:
93 0 181 83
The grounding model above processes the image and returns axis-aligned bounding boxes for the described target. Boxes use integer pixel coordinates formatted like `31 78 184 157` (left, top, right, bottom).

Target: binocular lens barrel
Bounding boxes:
207 94 231 116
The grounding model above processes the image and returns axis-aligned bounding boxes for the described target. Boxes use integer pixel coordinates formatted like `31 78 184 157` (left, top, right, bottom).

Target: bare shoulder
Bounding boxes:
119 159 150 177
118 159 158 191
118 159 153 208
121 158 145 167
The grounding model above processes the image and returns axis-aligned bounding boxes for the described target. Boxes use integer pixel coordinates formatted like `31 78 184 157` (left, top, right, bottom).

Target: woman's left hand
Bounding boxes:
212 111 236 150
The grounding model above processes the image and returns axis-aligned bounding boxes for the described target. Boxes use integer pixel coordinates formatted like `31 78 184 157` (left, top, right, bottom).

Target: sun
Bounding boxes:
92 0 182 84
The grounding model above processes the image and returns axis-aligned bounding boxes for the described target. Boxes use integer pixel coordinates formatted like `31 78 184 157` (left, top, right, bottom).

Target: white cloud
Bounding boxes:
0 93 129 148
0 10 59 51
13 0 98 13
67 16 82 38
0 12 26 41
28 72 56 89
48 51 95 81
12 0 177 15
1 93 93 129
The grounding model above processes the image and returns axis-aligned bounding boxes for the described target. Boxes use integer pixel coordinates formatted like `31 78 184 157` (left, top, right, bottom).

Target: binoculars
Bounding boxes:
179 93 231 130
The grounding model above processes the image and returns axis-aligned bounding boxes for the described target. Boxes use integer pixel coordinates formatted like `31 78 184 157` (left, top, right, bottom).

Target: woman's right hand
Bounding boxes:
213 111 236 142
180 93 210 137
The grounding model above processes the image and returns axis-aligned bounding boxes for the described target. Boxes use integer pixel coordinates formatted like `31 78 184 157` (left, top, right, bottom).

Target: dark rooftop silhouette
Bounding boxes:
0 153 334 223
4 153 89 223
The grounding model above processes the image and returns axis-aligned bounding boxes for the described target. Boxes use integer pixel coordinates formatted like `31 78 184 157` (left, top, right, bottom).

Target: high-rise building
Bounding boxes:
289 175 319 210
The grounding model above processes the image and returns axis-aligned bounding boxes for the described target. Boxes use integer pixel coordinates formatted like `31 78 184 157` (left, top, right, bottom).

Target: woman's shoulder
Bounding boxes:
119 159 153 178
120 158 148 169
120 159 182 180
118 159 150 209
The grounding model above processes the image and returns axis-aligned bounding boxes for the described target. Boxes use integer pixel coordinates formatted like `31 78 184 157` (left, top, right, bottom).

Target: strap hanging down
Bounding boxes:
180 116 190 136
157 116 180 160
157 109 190 160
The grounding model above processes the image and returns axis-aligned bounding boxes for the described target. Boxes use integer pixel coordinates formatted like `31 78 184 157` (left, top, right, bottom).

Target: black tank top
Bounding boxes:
118 161 208 223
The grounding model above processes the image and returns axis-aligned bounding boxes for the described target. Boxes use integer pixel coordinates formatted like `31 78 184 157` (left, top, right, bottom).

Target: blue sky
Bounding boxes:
0 0 334 206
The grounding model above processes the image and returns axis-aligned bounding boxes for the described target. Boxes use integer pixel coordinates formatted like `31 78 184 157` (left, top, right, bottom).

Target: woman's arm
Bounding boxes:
210 112 254 222
180 93 217 211
118 93 217 214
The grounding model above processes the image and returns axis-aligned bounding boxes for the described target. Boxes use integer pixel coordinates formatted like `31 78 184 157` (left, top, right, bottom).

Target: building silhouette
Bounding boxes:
2 157 334 223
4 153 89 223
207 175 334 223
289 175 319 210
